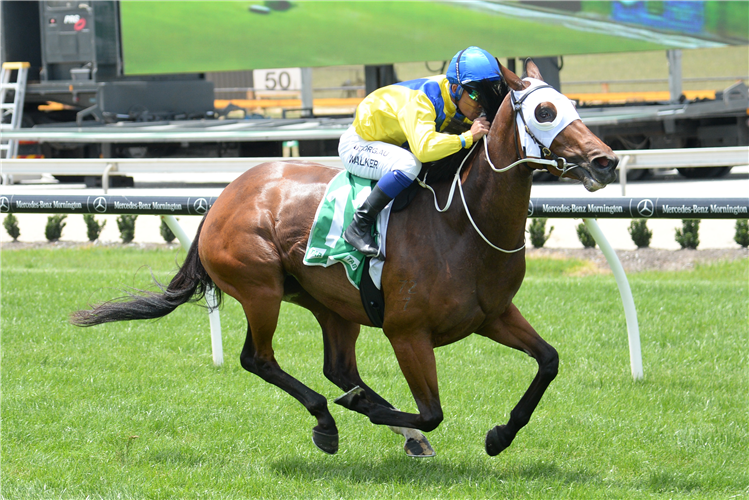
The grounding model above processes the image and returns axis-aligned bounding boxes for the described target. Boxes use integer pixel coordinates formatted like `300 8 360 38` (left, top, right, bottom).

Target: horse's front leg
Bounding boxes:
334 332 444 435
476 303 559 456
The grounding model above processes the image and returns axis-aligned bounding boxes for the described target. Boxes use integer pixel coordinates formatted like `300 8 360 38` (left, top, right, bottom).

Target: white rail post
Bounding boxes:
619 155 631 197
161 215 224 367
583 218 644 380
102 163 117 194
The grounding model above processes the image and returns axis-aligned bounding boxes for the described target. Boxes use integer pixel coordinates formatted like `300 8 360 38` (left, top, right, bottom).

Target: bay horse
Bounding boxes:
71 61 617 458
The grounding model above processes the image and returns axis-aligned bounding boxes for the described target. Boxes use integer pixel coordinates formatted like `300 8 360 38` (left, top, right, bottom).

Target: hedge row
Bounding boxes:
4 215 749 249
529 218 749 249
3 214 176 244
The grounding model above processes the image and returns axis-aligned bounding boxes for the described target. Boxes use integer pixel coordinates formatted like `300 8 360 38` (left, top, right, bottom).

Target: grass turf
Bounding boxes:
1 248 747 499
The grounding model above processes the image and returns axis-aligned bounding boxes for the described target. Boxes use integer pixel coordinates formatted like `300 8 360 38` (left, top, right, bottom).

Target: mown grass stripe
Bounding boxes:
1 248 746 499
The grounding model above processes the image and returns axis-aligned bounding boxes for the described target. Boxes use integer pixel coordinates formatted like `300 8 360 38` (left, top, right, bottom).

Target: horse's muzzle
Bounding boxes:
571 154 618 192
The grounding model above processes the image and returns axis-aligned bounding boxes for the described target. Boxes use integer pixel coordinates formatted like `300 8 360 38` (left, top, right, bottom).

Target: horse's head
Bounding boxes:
498 60 618 192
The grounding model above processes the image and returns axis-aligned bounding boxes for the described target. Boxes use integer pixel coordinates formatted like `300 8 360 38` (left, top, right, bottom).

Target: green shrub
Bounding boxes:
83 214 107 242
116 215 138 243
160 218 176 244
675 219 700 249
529 218 553 248
44 215 67 242
3 214 20 241
576 222 596 248
734 219 749 248
628 219 653 248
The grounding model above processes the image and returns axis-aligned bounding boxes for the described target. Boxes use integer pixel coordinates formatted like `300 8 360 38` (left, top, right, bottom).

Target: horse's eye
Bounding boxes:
534 104 557 123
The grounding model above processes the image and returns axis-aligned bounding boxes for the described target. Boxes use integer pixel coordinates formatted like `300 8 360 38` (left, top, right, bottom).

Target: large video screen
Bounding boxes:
119 1 748 75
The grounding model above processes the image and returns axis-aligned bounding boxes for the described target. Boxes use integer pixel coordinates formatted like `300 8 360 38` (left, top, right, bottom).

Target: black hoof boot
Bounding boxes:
312 429 339 455
404 436 436 458
485 425 514 456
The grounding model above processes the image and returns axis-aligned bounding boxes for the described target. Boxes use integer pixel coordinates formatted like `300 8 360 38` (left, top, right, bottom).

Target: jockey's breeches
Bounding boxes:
338 126 421 181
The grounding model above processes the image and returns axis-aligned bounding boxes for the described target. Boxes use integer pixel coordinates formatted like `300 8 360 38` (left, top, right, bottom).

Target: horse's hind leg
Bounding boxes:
332 329 445 435
233 282 339 454
476 303 559 456
314 309 435 457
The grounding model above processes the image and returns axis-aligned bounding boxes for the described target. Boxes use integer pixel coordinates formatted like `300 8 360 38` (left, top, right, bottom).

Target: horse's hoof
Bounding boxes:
334 386 365 410
312 429 339 455
485 425 513 456
404 436 436 458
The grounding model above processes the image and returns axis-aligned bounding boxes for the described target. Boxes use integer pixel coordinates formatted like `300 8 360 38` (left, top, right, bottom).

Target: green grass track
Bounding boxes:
2 248 747 498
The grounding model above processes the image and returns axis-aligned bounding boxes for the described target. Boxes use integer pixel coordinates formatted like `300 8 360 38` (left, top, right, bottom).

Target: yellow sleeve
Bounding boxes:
397 92 464 163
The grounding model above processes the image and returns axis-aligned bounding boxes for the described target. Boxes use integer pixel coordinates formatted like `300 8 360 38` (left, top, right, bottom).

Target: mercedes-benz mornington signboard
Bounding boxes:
2 195 747 219
0 195 218 216
527 198 749 219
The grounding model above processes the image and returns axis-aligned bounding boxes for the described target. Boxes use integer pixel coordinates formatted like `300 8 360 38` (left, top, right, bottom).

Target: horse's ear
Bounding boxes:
500 61 525 91
525 58 543 81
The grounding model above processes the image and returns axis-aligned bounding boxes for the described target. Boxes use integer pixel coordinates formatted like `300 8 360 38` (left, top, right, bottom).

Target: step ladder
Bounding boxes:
1 62 30 161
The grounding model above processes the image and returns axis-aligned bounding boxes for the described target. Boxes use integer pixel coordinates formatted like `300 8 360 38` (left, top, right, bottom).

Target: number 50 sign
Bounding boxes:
253 68 302 92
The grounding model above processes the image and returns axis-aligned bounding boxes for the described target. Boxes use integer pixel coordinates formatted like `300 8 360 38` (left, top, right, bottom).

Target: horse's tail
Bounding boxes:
70 217 222 327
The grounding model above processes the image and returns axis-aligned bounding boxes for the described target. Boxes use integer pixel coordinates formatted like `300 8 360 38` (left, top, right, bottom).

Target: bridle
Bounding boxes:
504 83 580 179
418 81 581 254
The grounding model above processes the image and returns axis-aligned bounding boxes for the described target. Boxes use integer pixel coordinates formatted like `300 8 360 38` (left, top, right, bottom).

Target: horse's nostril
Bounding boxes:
592 156 617 170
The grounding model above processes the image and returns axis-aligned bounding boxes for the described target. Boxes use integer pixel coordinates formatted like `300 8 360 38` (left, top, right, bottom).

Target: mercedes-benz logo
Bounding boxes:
0 196 9 213
527 200 534 217
93 197 107 213
637 199 654 218
193 198 208 214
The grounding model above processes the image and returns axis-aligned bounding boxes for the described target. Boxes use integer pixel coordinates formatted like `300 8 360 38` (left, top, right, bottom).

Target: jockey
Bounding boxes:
339 46 503 258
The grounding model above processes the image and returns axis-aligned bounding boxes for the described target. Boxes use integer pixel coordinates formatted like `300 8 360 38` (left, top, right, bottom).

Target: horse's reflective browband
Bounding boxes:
417 83 579 254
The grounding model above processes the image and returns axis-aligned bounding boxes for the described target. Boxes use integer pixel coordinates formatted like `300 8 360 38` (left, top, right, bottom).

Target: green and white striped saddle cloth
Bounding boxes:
303 171 390 290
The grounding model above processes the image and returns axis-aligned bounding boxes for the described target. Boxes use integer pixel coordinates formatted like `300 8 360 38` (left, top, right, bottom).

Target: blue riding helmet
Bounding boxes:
446 47 502 103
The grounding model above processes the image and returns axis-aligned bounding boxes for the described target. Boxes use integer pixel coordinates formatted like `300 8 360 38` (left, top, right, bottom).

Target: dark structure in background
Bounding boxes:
1 0 213 124
524 57 562 92
364 65 398 96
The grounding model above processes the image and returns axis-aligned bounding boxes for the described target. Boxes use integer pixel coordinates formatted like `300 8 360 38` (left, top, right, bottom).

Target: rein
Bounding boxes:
417 83 580 254
417 139 526 254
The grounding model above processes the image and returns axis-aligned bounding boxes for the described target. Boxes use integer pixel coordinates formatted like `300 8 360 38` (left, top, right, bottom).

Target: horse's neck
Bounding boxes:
459 126 533 252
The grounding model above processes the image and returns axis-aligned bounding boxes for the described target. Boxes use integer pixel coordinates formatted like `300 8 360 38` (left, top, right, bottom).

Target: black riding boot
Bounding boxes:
343 185 392 258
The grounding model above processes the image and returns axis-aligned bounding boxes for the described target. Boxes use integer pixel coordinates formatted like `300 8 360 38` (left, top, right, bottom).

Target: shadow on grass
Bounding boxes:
272 455 725 494
642 470 705 495
270 455 600 487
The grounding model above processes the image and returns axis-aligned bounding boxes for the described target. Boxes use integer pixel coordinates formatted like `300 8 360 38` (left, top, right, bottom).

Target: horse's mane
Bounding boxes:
421 145 479 184
421 75 510 185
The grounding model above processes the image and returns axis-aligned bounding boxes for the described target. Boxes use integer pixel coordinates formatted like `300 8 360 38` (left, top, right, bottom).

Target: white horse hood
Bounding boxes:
515 78 580 158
